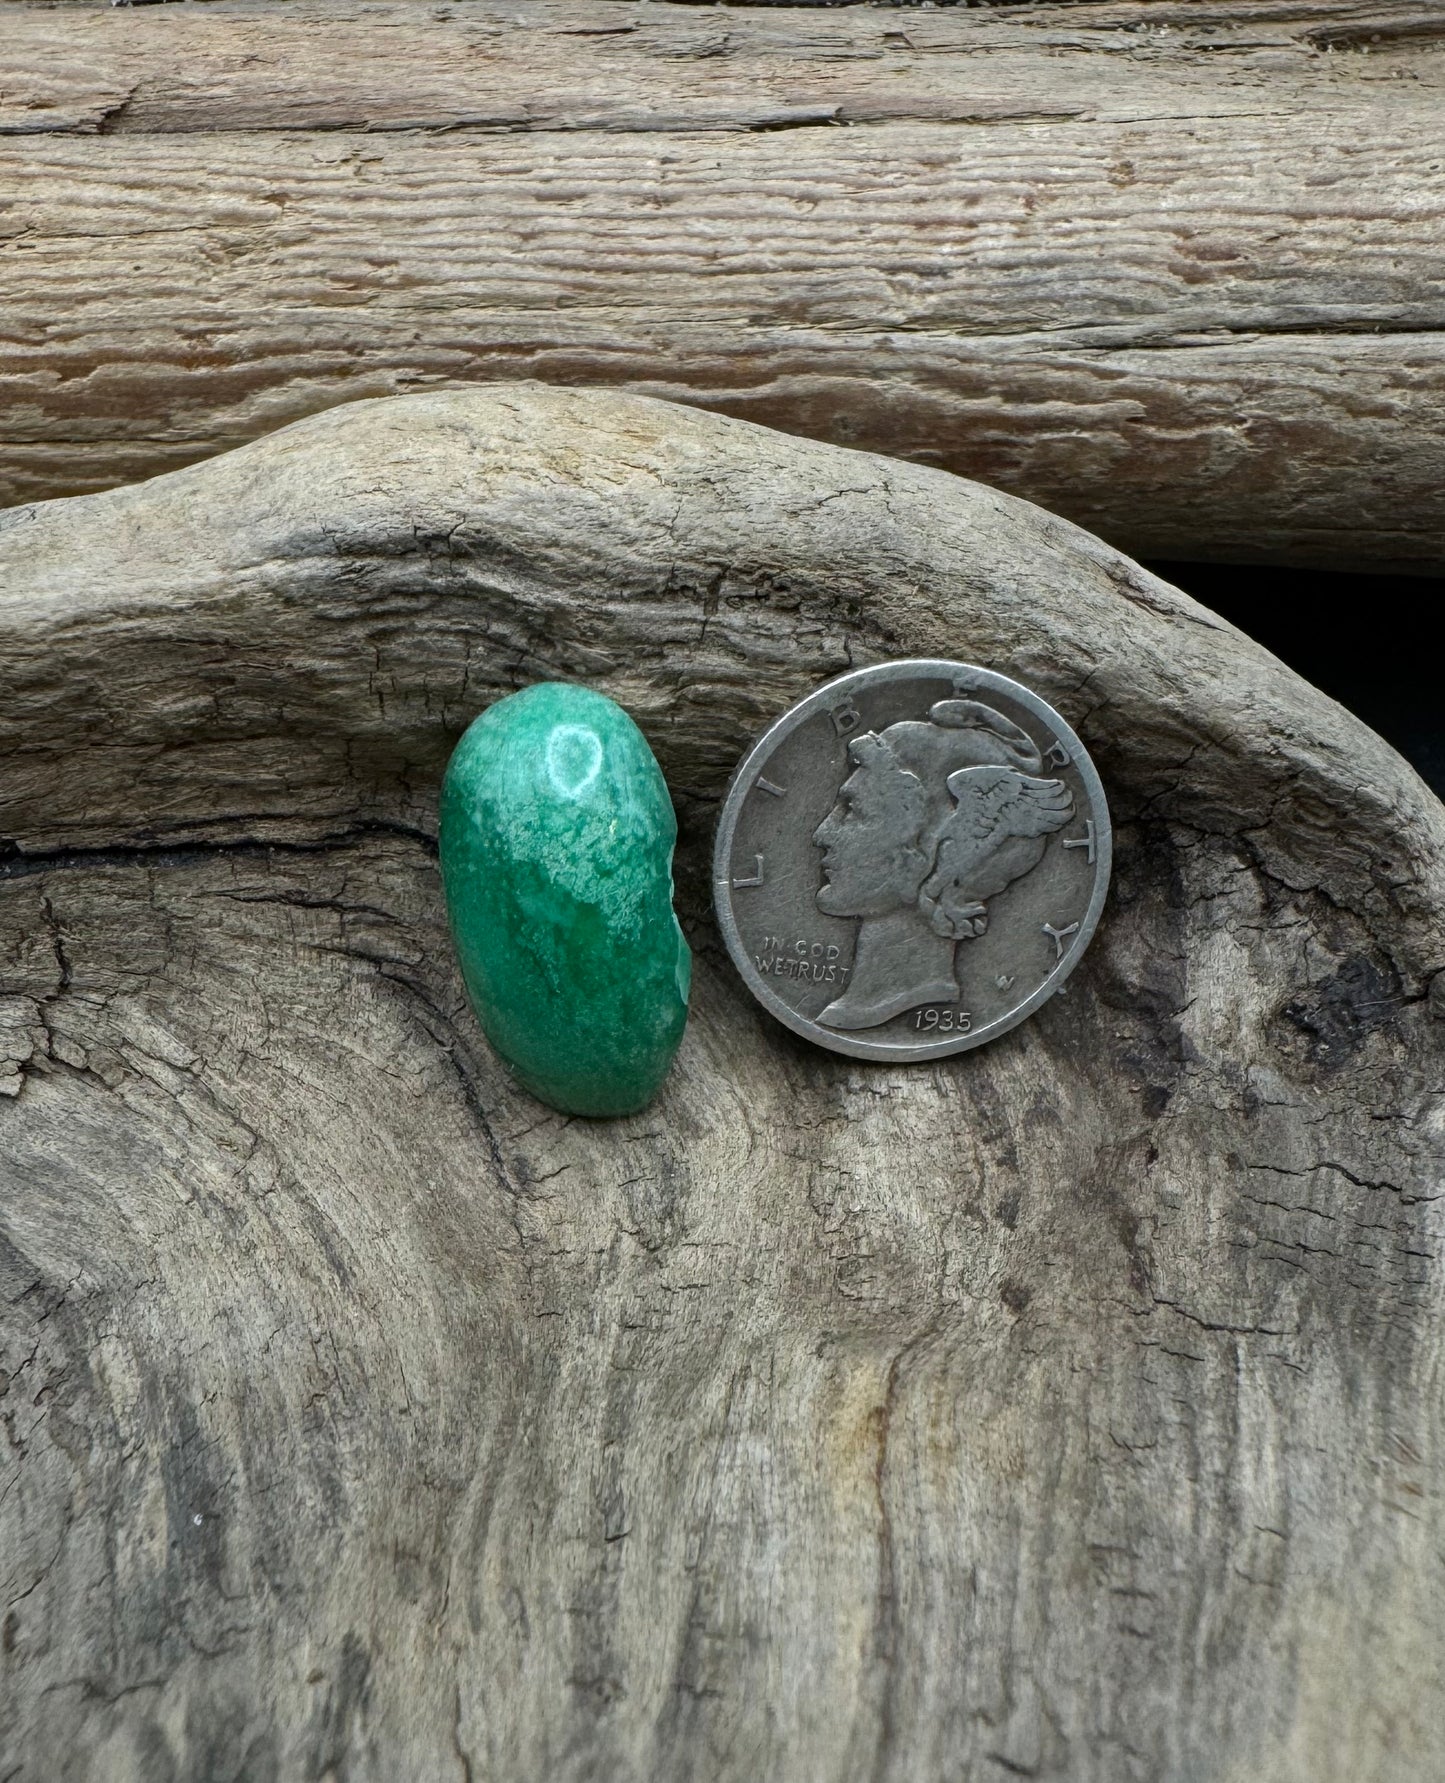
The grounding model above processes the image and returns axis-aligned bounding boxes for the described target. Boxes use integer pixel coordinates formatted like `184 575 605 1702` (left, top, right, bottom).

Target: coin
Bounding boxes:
712 660 1111 1061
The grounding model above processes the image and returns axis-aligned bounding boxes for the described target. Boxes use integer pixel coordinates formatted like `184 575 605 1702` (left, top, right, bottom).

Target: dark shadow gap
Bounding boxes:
1148 563 1444 799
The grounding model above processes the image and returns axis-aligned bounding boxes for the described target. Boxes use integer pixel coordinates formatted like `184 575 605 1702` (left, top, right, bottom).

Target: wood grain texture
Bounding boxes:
2 0 1444 569
1 385 1443 1781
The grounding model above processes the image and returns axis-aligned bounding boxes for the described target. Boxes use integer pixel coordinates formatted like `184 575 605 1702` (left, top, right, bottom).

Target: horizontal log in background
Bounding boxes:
2 0 1445 571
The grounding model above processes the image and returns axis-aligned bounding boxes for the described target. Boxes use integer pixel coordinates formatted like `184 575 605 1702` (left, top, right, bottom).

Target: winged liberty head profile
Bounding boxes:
811 699 1073 1029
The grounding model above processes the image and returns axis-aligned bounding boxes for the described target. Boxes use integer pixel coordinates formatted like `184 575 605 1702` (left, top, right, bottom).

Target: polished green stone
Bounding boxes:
439 683 690 1117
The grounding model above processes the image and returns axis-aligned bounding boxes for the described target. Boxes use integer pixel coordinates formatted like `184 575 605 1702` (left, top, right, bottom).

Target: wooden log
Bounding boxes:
2 0 1444 570
1 385 1443 1780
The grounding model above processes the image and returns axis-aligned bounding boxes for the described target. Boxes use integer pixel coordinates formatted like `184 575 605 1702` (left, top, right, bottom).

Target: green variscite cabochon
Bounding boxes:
439 683 691 1117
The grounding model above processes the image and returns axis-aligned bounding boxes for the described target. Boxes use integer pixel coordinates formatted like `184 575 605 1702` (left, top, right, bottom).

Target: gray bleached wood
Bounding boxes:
1 386 1443 1781
2 0 1445 570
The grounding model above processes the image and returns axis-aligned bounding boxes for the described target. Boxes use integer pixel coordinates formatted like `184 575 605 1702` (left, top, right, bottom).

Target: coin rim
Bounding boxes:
712 659 1113 1062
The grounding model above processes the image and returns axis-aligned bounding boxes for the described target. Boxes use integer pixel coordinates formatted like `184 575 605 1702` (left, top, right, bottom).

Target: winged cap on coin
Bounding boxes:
812 700 1073 1029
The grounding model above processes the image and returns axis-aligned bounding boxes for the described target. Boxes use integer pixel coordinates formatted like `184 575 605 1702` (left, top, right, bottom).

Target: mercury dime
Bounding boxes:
713 660 1111 1061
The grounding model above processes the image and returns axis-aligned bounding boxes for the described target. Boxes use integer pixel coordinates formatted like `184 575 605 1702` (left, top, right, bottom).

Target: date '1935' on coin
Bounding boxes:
712 659 1111 1061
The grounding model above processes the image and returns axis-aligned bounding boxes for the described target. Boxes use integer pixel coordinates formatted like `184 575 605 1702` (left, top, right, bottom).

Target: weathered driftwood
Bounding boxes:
1 386 1443 1782
3 0 1445 571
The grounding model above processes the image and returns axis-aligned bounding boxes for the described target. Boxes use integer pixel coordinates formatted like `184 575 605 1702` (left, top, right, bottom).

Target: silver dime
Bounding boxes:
712 660 1111 1061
